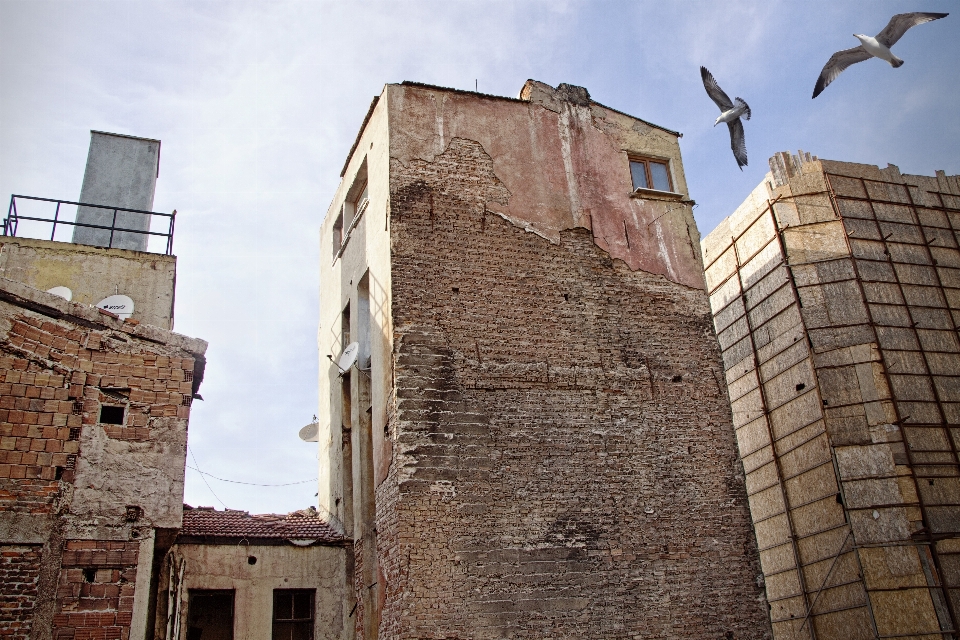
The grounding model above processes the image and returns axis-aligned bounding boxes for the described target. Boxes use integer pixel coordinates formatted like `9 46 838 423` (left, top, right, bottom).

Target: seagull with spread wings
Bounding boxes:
700 66 750 170
813 12 948 98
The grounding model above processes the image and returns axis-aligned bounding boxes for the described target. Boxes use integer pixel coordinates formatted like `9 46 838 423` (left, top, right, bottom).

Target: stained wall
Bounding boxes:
703 153 960 639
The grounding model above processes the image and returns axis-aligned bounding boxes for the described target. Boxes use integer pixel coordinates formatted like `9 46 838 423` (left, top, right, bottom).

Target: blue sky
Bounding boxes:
1 0 957 514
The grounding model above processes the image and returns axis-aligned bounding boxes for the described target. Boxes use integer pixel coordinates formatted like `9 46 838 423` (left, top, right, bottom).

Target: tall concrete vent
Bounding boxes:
72 131 160 252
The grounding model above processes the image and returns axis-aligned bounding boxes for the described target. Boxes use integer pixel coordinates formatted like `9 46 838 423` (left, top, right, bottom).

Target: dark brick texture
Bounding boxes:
370 138 772 638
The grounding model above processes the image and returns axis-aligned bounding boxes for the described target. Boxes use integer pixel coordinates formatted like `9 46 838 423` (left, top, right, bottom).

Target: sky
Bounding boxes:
0 0 957 514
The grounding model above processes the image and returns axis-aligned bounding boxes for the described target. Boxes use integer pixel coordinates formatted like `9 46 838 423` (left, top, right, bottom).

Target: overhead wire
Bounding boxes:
187 446 227 509
186 466 317 487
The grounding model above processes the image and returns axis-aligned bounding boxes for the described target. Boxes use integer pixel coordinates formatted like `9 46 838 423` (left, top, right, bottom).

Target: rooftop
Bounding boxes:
179 505 344 545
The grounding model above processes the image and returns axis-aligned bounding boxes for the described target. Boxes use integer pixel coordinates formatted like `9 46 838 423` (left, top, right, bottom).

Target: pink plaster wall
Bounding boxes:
387 81 705 290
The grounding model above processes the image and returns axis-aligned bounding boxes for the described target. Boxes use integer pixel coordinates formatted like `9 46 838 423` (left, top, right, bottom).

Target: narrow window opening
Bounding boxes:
82 568 96 583
333 211 344 254
671 375 682 383
68 427 81 441
99 405 125 425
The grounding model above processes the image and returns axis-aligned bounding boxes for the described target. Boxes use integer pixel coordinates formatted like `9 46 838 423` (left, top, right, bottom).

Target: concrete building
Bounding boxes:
154 506 349 639
702 152 960 639
72 131 162 252
318 80 771 638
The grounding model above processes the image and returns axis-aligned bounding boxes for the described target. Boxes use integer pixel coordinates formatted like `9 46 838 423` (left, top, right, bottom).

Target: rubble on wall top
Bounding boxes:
769 149 819 188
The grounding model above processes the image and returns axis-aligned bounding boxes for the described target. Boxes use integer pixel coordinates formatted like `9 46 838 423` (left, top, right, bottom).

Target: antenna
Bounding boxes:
46 286 72 301
298 420 320 442
337 342 359 372
95 294 134 320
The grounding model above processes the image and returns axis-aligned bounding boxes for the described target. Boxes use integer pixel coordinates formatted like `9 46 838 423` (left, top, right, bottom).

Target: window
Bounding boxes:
99 405 124 425
187 590 235 640
630 157 673 192
273 589 314 640
332 211 344 254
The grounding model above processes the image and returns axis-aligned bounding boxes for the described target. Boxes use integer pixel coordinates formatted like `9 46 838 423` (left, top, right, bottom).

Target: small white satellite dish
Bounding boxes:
95 294 134 320
338 342 360 372
46 286 72 301
298 421 319 442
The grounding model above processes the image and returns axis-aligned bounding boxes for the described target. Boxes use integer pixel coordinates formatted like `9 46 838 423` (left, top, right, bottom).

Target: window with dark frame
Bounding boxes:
332 211 344 255
272 589 315 640
630 157 673 193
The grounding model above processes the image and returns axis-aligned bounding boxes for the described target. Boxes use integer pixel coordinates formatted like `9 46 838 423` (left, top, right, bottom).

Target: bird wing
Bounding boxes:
876 12 948 47
727 118 747 170
812 46 872 98
701 66 734 111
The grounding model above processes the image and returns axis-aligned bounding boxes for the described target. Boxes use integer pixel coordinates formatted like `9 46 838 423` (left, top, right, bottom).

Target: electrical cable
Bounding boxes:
187 446 227 509
186 465 317 487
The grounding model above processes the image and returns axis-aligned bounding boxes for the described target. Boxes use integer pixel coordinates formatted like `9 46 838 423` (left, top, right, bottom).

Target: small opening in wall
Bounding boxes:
796 383 806 392
68 427 81 441
451 287 459 293
563 293 569 302
671 375 682 383
83 568 96 583
55 467 64 480
248 556 258 565
930 479 935 486
99 405 124 425
72 401 84 416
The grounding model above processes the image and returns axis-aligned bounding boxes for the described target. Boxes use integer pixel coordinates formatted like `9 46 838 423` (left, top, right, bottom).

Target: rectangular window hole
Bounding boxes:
99 405 125 425
65 455 76 470
72 401 84 416
183 395 193 407
184 370 194 382
68 427 81 441
82 568 96 583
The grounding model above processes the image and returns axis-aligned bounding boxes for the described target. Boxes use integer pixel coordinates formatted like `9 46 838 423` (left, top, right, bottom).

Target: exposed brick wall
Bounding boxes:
0 288 204 637
0 544 42 638
52 539 138 639
376 138 771 638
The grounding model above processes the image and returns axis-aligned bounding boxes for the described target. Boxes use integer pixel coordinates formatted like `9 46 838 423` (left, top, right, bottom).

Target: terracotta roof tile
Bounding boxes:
180 506 344 544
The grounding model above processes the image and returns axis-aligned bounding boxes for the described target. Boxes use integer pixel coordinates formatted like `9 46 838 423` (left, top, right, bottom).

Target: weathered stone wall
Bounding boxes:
703 156 960 640
375 135 770 638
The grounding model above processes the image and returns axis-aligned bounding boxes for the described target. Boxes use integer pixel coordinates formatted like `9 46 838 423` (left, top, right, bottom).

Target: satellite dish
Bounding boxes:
338 342 359 372
46 286 72 301
95 294 134 320
298 421 319 442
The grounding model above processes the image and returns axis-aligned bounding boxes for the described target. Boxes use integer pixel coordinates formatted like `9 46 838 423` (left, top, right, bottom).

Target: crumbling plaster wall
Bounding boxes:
375 127 770 638
703 157 960 640
387 81 704 289
165 543 348 639
0 277 205 639
0 237 177 329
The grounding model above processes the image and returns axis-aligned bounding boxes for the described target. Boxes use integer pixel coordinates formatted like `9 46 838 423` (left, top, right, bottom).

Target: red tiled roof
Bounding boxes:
180 506 344 544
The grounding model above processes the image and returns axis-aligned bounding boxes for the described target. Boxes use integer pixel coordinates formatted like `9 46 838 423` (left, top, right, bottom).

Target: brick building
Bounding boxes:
318 80 772 638
0 131 207 639
702 152 960 639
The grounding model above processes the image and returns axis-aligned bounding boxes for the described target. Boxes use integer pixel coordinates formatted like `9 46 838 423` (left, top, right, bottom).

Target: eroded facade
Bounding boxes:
319 80 771 638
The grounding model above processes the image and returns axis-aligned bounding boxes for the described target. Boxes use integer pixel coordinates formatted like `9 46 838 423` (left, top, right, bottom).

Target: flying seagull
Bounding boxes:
813 12 948 98
700 66 750 170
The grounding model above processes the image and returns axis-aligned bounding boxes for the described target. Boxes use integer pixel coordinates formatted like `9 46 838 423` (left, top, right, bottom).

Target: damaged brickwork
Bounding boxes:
0 278 205 639
373 135 770 637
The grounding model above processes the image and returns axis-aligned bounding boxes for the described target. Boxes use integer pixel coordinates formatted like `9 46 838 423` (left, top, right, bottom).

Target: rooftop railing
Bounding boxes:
3 194 176 255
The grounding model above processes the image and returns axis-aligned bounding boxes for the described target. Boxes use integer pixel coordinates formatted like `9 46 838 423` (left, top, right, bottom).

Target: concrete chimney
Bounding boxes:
72 131 160 252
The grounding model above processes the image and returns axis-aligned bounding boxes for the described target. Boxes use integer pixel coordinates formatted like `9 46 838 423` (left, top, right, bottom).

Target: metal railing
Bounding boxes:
4 194 176 255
